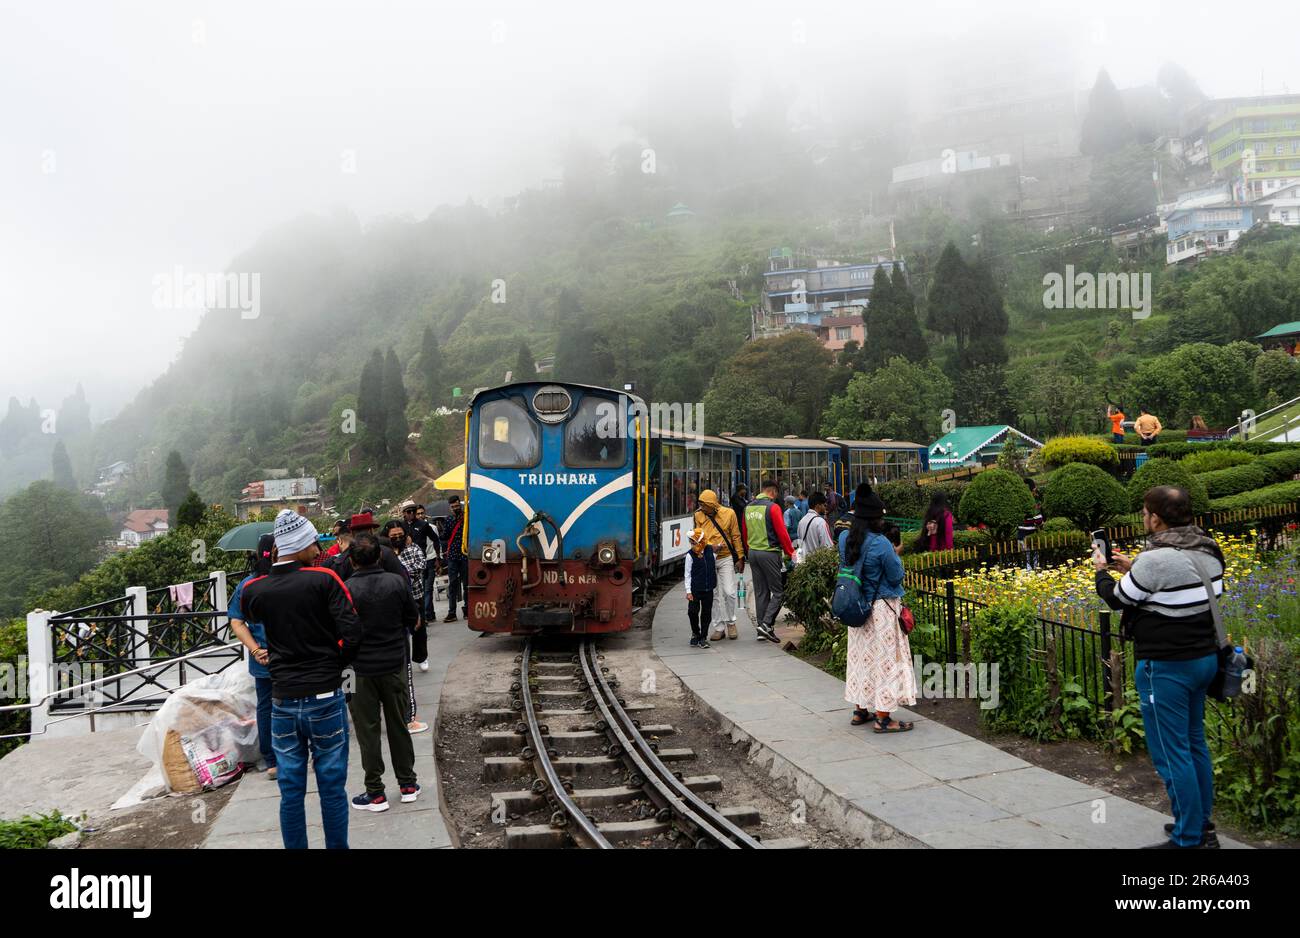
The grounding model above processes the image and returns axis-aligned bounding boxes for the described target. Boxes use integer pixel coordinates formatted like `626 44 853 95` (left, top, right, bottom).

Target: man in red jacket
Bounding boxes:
243 509 362 850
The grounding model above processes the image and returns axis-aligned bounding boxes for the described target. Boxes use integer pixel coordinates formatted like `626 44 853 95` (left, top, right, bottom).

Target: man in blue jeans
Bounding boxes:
1095 486 1222 849
244 510 363 849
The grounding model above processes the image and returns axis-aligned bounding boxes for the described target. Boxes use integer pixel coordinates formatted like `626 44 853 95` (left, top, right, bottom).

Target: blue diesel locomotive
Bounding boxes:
462 381 928 635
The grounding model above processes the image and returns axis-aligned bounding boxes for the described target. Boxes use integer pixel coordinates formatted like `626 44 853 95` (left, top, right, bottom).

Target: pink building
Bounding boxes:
816 315 866 352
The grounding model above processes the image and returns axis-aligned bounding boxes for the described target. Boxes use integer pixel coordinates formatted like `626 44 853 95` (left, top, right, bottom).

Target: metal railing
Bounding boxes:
14 570 242 739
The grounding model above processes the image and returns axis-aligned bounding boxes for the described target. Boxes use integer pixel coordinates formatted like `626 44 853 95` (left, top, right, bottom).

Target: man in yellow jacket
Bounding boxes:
694 489 745 641
1135 407 1163 446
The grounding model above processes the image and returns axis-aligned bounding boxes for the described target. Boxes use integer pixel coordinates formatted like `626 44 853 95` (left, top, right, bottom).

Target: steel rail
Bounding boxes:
519 638 613 849
578 639 763 849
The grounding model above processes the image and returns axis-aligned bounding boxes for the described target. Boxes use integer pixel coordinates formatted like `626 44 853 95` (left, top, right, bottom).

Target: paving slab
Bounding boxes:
202 622 476 849
651 583 1251 849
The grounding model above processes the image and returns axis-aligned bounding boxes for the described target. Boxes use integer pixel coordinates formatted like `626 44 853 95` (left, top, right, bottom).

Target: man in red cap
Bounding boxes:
324 512 409 582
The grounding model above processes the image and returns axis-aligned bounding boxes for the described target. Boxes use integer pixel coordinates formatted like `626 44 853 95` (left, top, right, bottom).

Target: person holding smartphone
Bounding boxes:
1093 486 1223 849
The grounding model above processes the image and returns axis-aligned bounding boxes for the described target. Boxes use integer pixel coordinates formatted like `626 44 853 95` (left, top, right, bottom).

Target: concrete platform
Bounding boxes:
202 621 477 849
651 583 1247 849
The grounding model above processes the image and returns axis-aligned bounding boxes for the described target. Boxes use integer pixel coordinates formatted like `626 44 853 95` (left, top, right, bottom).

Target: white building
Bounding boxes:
119 509 169 547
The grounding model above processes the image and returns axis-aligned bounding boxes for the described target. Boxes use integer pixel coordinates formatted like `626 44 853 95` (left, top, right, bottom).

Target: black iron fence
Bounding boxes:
46 574 241 714
906 577 1135 714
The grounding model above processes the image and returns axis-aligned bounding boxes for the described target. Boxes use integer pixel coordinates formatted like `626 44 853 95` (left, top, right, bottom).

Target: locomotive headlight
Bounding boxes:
596 543 617 566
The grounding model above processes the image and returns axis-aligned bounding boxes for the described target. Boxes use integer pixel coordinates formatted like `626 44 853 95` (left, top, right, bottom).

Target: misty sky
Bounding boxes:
3 0 1298 421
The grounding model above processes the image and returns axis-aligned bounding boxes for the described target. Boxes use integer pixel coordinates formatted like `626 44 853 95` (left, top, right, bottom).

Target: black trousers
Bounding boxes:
347 671 417 795
410 622 428 665
447 557 468 616
687 590 714 639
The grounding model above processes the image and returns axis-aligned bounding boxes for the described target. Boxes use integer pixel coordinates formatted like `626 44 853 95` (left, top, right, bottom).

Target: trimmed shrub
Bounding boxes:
1040 516 1076 534
1256 449 1300 479
1210 480 1300 511
877 480 966 521
1149 440 1300 460
1042 463 1131 532
1040 435 1119 470
783 547 840 650
1200 462 1276 499
957 468 1035 540
1127 458 1210 514
1180 449 1255 475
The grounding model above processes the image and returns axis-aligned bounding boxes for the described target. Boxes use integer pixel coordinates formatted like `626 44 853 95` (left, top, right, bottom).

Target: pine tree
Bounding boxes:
960 259 1009 371
1080 69 1132 157
51 440 77 490
358 349 387 462
177 489 206 527
383 348 409 468
864 263 927 370
418 326 445 404
926 242 972 353
162 450 190 519
58 384 93 438
513 341 534 382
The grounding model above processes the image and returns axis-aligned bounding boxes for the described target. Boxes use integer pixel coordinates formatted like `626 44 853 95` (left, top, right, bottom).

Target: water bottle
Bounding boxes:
1223 646 1249 698
737 575 746 602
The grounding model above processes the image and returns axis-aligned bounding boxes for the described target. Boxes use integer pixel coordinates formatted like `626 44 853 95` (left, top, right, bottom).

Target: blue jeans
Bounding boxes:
1135 654 1218 846
271 689 349 850
254 676 276 768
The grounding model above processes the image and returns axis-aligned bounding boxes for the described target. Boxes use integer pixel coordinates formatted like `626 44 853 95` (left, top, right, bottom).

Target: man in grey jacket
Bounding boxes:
1095 486 1222 849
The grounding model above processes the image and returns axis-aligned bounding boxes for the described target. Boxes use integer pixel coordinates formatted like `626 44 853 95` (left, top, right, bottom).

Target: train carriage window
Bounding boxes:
564 396 627 468
478 397 540 468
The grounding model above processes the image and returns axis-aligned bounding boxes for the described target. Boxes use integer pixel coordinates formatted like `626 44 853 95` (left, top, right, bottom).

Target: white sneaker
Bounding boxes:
418 660 429 672
407 720 429 734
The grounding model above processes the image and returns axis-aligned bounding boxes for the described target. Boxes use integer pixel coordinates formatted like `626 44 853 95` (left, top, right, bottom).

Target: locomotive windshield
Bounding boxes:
478 397 540 468
564 396 626 468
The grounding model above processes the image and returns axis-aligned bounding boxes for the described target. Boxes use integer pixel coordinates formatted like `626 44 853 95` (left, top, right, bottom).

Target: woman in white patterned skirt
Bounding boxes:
837 485 917 732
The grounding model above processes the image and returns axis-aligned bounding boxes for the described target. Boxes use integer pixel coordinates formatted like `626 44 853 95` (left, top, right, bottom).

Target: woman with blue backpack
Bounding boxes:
834 484 917 732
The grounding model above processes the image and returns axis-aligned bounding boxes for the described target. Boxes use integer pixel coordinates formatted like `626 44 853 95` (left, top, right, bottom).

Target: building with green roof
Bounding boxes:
928 425 1043 470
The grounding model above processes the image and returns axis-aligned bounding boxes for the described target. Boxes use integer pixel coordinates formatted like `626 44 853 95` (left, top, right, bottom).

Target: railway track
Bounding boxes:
480 638 802 849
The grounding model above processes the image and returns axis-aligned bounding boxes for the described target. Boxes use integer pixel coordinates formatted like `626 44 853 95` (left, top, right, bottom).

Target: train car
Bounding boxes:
646 429 743 577
829 439 929 492
724 435 843 501
463 382 648 635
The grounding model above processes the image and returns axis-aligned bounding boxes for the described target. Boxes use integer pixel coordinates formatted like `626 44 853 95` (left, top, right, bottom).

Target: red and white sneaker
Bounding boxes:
400 783 421 803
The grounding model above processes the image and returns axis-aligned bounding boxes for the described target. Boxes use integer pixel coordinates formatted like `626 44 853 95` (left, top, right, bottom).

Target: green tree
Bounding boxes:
926 241 971 352
51 441 76 491
358 348 388 462
418 325 446 405
513 341 535 382
862 263 926 370
703 332 832 437
996 436 1023 475
1089 146 1157 229
176 490 206 527
0 481 113 617
1126 342 1258 427
1080 69 1132 156
383 348 409 467
1254 348 1300 401
161 450 190 520
820 357 953 442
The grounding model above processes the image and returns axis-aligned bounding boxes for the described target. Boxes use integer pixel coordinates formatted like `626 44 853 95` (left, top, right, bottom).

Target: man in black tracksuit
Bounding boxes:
242 509 363 849
344 533 421 811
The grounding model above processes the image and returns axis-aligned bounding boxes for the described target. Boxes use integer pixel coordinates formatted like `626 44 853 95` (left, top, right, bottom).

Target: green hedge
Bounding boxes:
1210 480 1300 511
1148 440 1300 460
1256 449 1300 478
876 480 967 521
1041 463 1130 531
957 469 1035 540
1041 436 1119 469
1180 449 1256 474
1127 458 1210 513
1199 462 1277 499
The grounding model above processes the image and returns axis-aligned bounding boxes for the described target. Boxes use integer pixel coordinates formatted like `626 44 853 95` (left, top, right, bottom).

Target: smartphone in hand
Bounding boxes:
1090 529 1112 565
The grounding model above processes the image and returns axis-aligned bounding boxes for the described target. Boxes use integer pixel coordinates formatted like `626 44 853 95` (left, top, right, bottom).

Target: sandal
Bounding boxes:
850 709 873 726
873 716 914 734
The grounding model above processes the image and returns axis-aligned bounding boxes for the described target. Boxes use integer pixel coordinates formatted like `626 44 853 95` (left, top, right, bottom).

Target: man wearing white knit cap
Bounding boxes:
244 509 363 849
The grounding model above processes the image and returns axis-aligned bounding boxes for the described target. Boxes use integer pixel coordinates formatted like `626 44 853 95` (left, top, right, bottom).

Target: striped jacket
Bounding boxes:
1096 530 1222 661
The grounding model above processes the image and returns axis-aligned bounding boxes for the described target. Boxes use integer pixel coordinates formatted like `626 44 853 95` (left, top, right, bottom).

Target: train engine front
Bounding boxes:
464 382 645 635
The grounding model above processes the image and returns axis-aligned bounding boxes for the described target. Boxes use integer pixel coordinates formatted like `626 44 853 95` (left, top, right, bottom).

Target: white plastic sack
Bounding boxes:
136 668 261 793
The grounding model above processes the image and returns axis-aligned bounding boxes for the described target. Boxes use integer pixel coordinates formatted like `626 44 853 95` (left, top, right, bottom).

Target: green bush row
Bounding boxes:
1209 480 1300 511
1179 449 1256 475
1128 458 1210 513
1199 450 1300 498
1148 439 1300 459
